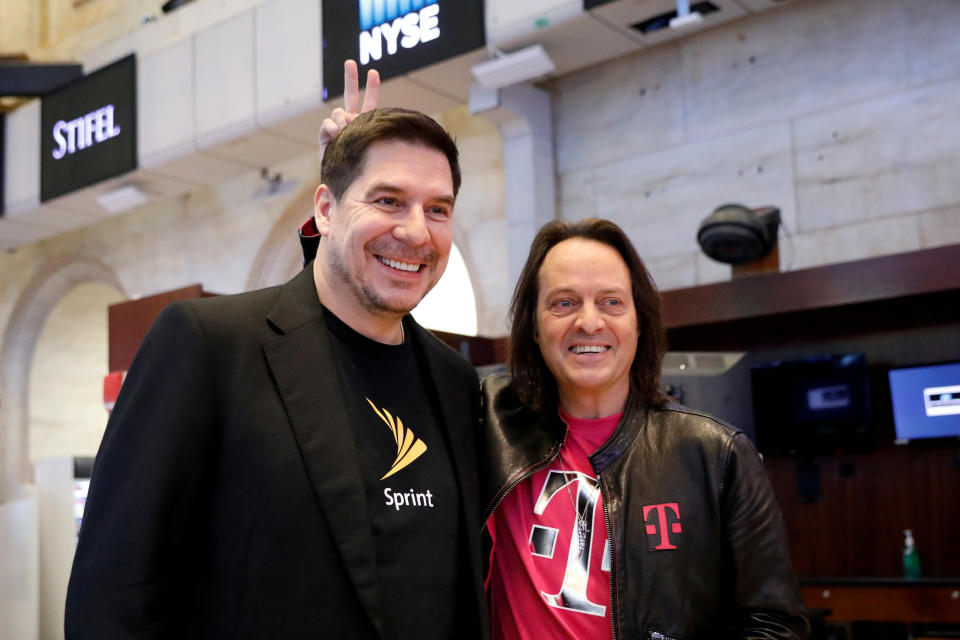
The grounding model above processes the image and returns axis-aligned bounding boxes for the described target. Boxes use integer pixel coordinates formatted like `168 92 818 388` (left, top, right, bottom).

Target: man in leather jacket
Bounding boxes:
479 218 810 639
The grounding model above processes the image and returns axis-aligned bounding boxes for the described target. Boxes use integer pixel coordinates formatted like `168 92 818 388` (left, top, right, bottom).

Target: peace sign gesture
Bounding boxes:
319 60 381 158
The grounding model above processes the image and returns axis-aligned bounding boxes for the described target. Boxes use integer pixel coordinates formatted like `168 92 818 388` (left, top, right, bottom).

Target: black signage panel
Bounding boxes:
41 55 137 202
584 0 615 8
1 113 6 216
323 0 485 101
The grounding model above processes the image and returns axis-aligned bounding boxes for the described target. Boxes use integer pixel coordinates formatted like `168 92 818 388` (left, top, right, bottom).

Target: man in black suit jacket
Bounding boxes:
65 64 487 639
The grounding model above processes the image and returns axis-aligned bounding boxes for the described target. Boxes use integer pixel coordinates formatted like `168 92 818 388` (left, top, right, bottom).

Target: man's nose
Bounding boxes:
393 206 429 246
575 303 605 333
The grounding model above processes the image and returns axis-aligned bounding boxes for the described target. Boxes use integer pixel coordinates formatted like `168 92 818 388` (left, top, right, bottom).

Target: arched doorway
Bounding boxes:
28 282 126 461
0 257 125 502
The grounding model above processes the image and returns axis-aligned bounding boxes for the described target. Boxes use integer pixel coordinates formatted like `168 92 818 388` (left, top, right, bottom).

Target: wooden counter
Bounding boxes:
801 578 960 623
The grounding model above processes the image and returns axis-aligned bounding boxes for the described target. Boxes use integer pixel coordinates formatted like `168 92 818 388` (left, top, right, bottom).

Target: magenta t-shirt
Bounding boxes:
486 407 621 640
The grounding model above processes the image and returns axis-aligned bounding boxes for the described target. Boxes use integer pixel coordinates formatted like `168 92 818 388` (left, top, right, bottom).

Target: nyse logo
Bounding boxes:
642 502 682 551
358 0 440 66
51 105 121 160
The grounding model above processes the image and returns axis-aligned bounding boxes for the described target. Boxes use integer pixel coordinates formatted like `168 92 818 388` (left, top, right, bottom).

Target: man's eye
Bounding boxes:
427 206 451 218
376 197 399 207
553 299 573 309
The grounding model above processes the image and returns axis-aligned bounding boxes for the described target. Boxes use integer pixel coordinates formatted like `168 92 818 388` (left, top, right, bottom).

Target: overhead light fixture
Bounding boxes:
471 44 556 91
669 0 704 29
95 184 149 213
631 2 718 35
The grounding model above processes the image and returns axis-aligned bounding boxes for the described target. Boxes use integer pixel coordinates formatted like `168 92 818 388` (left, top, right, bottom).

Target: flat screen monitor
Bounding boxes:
751 353 872 455
888 361 960 442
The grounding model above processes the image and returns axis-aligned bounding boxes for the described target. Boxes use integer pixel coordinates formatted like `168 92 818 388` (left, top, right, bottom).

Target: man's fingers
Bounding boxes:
343 59 360 113
323 60 378 157
360 69 380 113
330 107 350 130
318 119 339 148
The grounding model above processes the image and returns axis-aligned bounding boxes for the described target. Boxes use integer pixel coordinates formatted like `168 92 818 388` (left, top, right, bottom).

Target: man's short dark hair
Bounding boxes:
508 218 669 413
321 107 461 201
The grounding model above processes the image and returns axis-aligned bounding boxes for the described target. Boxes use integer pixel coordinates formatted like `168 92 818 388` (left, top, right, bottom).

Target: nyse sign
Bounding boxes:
322 0 484 101
52 105 122 160
359 4 440 65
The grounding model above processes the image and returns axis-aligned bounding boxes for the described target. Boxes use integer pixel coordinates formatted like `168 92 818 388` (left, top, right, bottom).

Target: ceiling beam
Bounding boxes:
0 62 83 97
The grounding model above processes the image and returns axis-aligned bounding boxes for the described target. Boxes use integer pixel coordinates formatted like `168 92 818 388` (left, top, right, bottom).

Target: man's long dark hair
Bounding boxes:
508 218 669 413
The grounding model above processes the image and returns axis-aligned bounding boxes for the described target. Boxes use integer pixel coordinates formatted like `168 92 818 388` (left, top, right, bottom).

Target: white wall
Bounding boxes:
0 490 39 640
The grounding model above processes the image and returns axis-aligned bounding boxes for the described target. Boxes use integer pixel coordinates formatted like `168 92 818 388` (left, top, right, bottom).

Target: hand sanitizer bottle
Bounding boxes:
903 529 922 578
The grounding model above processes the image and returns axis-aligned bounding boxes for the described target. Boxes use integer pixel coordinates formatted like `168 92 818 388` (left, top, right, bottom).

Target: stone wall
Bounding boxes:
28 283 124 461
0 0 162 62
550 0 960 291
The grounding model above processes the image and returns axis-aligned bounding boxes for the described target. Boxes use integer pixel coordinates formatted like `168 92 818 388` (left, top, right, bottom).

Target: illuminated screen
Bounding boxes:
322 0 485 100
40 55 137 202
889 361 960 442
751 353 872 455
73 479 90 541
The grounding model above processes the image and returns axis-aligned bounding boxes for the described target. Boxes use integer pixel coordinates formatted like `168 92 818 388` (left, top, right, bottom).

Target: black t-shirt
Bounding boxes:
324 308 460 637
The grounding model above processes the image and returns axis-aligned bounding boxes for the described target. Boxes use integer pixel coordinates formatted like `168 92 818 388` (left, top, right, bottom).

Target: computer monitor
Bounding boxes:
888 361 960 443
751 353 872 455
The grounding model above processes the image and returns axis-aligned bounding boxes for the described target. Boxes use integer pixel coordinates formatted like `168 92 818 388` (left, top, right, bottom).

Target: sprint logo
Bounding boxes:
366 398 427 480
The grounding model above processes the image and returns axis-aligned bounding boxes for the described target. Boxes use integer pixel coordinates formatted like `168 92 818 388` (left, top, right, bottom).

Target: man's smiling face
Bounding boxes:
314 139 455 321
535 237 639 414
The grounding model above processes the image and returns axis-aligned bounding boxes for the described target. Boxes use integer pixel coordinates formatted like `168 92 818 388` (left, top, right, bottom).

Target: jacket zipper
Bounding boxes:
649 633 680 640
483 433 622 639
481 438 564 531
599 473 618 640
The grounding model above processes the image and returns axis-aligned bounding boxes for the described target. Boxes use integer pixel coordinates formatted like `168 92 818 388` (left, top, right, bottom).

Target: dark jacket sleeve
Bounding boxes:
65 301 218 639
722 433 811 640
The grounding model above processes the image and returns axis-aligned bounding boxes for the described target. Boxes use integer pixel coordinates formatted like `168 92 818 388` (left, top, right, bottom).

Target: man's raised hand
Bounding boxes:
318 60 381 157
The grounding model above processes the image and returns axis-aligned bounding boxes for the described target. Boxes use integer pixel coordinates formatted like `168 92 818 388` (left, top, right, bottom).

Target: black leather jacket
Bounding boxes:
480 374 810 640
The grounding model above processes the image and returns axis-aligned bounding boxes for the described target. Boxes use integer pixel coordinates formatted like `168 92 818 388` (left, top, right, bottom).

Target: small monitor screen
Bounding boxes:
888 361 960 442
751 353 872 455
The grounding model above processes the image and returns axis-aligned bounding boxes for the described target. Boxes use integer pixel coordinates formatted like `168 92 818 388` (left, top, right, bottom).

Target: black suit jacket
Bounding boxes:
65 265 487 639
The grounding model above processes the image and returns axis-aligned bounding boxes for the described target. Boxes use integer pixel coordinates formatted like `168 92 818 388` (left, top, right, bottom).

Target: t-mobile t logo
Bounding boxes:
642 502 682 551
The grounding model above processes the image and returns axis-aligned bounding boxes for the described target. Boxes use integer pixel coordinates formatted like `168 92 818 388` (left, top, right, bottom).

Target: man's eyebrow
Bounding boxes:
363 182 456 206
544 286 629 296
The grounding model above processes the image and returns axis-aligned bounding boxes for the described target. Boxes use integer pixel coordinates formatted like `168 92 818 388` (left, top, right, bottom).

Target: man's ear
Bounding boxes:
314 184 335 236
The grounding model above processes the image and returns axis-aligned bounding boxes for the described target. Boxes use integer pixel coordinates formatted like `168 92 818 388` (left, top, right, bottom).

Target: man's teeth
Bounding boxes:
570 345 608 354
379 256 420 272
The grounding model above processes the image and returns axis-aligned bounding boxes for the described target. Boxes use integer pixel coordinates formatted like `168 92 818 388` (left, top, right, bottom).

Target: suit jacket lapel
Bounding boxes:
408 322 485 594
409 321 475 502
262 267 384 637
